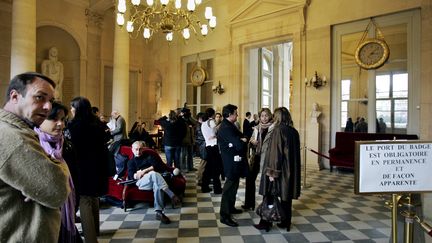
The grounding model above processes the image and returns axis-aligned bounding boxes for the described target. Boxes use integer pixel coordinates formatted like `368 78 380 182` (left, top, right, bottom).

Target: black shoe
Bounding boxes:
241 204 254 211
253 223 271 232
277 222 291 232
254 219 272 232
220 218 239 227
155 211 171 224
230 208 242 214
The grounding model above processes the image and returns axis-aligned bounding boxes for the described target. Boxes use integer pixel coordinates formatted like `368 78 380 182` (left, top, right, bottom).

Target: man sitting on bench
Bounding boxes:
128 141 181 224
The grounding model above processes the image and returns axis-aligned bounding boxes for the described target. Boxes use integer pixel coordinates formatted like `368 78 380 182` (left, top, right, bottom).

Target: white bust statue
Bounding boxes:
41 47 64 100
310 102 322 123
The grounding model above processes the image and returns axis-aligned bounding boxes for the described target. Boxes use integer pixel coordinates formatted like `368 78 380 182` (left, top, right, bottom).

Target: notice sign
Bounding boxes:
355 141 432 194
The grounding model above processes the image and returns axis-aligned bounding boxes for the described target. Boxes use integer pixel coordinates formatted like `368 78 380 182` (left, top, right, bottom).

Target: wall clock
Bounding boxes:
190 66 206 86
355 38 390 70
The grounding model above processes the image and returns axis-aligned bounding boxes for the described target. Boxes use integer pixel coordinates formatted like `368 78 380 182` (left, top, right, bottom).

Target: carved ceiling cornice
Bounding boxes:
230 0 308 27
85 8 104 30
88 0 115 13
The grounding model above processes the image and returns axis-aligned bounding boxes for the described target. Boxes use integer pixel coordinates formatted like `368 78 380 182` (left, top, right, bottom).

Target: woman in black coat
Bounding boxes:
67 96 109 243
255 107 301 232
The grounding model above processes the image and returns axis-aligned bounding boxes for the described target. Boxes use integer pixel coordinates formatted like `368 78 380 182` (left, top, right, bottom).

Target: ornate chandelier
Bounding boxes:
116 0 217 42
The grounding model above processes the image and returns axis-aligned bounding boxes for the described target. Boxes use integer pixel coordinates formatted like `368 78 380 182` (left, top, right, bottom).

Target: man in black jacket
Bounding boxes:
129 141 180 224
242 111 253 139
217 104 248 227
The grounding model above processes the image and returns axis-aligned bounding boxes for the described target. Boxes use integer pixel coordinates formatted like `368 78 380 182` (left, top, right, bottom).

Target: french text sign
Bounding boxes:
355 141 432 194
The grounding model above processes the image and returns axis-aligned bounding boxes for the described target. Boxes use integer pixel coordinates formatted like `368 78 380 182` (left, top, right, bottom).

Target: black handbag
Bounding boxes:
255 182 285 222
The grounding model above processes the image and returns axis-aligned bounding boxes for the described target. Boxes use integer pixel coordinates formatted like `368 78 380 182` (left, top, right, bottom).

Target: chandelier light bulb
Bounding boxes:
117 0 127 13
187 0 196 11
209 16 217 28
143 28 151 39
126 21 134 32
201 24 208 36
116 13 125 26
175 0 181 9
183 28 190 39
160 0 169 6
131 0 141 6
117 0 216 42
166 32 173 41
204 7 213 20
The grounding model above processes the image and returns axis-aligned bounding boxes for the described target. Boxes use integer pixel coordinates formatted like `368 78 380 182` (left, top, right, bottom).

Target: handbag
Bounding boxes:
247 143 256 170
255 182 285 222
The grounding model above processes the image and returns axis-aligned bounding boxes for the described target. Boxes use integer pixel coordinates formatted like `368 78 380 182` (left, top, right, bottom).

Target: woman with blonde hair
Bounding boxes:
254 107 301 232
242 108 274 211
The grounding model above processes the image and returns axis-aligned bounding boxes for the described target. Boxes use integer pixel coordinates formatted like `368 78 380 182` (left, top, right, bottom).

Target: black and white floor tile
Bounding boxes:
78 158 392 243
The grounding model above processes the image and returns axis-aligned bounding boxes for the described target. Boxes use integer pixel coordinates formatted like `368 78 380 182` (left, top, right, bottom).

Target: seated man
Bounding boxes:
128 141 180 224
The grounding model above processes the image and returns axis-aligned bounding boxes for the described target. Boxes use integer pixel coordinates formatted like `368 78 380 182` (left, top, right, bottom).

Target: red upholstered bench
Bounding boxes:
328 132 418 172
106 146 186 211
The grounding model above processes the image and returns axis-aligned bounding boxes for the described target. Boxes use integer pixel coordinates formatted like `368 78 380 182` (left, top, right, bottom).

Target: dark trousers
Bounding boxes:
244 155 260 207
220 178 239 220
281 199 293 224
180 145 193 171
164 146 180 167
201 146 222 191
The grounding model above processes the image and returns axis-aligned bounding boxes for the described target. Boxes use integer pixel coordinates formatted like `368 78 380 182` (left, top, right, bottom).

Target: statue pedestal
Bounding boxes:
306 121 321 170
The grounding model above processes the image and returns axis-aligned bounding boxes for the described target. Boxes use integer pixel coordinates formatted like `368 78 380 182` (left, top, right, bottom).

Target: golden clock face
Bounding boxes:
355 39 390 70
190 67 206 86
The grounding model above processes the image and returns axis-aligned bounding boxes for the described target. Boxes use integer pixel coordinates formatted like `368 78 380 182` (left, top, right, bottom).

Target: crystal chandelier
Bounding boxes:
116 0 217 42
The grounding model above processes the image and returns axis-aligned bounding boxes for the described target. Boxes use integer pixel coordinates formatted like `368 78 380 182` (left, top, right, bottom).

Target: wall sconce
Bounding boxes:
212 81 225 94
305 71 327 89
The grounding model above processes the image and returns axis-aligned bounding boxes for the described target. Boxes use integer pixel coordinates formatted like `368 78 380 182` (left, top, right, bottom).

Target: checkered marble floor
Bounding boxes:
80 158 392 243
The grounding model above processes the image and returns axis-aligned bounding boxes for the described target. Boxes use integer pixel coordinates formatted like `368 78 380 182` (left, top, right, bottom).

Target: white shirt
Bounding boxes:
201 118 218 147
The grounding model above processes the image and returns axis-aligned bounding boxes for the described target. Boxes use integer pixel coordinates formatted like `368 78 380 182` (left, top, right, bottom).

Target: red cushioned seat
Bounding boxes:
328 132 418 172
106 146 186 211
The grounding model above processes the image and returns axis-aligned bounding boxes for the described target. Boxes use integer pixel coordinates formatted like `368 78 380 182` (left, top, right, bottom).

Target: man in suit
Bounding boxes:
242 111 253 139
217 104 248 227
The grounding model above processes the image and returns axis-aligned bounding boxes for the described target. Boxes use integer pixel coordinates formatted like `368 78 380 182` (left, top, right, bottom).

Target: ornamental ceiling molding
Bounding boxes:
88 0 117 13
64 0 89 8
229 0 307 27
85 8 105 30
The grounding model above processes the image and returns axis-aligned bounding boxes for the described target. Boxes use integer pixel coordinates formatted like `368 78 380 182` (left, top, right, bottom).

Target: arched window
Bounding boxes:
247 42 292 113
261 48 273 109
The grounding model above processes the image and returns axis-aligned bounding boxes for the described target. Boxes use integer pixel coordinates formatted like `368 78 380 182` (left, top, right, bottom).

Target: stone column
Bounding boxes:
10 0 36 77
85 9 104 107
112 22 130 127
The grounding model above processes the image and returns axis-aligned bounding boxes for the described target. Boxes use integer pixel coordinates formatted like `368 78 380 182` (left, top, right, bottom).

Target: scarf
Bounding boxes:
34 128 77 240
256 121 273 153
